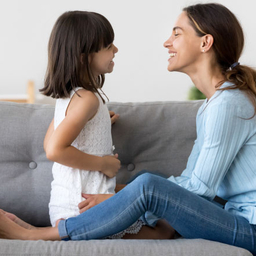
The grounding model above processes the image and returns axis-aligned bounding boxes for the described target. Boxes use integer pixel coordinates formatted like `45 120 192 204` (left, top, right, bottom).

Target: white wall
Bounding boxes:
0 0 255 103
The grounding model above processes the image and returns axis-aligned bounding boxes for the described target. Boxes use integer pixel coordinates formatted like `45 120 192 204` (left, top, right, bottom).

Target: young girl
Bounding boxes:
1 3 256 254
39 10 173 239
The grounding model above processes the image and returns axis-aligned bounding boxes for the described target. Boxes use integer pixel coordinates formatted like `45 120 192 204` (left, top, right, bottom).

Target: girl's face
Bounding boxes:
163 12 204 74
89 43 118 77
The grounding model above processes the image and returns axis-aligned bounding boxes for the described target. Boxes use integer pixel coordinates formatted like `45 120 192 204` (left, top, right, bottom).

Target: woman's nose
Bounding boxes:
163 36 172 48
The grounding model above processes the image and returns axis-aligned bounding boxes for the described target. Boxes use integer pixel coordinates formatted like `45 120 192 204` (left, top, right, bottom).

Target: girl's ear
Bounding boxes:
200 34 214 53
80 53 91 65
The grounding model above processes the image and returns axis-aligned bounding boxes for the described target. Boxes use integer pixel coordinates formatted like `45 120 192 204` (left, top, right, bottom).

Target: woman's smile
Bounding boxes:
168 52 177 61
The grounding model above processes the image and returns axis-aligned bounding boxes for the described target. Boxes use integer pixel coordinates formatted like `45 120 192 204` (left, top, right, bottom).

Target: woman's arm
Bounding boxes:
169 102 248 200
45 90 120 178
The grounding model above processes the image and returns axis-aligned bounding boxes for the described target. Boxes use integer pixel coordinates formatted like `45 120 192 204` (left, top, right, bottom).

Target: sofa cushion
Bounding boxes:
0 100 202 227
0 100 253 256
108 101 203 183
0 238 252 256
0 102 54 226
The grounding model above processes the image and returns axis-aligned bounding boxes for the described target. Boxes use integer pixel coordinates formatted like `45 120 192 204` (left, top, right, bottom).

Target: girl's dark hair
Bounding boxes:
40 11 114 101
183 3 256 117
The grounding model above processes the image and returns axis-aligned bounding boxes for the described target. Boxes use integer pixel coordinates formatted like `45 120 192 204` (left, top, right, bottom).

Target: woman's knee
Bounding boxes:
133 172 163 188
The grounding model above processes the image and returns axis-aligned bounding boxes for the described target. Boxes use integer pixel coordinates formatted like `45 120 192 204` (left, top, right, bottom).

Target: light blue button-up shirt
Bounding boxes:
168 82 256 224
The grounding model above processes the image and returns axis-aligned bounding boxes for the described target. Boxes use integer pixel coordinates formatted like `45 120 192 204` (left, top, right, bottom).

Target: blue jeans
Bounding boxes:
58 173 256 254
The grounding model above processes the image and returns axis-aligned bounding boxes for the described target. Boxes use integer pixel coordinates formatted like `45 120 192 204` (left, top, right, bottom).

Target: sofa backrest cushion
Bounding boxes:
108 101 203 184
0 100 202 226
0 102 54 226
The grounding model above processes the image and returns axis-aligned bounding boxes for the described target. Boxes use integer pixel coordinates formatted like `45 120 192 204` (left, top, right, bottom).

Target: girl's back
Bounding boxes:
49 88 115 227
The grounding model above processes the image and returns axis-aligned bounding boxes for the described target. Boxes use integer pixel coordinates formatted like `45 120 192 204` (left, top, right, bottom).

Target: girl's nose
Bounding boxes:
113 44 118 53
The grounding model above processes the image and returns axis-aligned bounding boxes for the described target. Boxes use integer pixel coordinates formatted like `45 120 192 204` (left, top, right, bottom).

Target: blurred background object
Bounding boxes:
188 86 206 100
0 80 35 104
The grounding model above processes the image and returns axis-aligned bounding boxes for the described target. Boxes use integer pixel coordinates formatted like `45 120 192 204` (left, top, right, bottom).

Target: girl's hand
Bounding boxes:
101 154 121 178
78 194 114 213
109 111 119 125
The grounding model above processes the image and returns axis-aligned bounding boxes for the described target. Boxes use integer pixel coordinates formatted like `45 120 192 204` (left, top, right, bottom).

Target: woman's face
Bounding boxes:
163 11 204 74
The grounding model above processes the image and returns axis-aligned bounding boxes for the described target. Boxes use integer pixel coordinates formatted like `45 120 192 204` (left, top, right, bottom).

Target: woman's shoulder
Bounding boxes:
207 88 255 120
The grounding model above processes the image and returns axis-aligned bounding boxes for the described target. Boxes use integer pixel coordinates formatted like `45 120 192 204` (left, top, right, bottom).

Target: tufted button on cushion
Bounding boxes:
127 163 135 171
29 161 37 169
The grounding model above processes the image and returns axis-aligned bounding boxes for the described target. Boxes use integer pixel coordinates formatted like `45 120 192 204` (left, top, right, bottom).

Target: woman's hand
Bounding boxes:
100 154 121 178
109 111 119 125
78 194 114 213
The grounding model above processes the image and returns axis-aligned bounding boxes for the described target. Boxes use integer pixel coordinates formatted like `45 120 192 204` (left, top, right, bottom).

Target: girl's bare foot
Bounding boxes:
0 210 60 240
2 210 36 230
0 210 30 239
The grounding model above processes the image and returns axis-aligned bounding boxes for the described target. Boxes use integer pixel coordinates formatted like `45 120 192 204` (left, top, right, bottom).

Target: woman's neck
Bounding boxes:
189 62 225 100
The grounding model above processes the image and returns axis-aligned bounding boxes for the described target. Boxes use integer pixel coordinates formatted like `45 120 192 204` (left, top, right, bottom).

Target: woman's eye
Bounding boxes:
174 33 179 37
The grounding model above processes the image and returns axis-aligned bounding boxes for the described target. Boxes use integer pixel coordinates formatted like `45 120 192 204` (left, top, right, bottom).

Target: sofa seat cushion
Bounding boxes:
0 238 252 256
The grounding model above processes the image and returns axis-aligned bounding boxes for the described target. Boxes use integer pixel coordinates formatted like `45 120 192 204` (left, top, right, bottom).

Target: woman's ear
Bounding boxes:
201 34 214 53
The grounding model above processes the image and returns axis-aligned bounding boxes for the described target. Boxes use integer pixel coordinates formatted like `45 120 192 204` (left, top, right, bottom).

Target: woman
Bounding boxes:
0 3 256 254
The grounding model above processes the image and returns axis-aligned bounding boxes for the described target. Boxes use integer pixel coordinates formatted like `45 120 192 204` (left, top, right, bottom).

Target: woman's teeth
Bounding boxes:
170 53 176 58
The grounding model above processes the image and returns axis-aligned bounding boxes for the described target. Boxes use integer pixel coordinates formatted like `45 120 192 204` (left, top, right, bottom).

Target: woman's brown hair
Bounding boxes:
183 3 256 117
40 11 114 101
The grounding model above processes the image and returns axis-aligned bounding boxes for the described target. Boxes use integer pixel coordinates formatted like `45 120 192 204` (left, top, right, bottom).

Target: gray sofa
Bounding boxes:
0 100 252 256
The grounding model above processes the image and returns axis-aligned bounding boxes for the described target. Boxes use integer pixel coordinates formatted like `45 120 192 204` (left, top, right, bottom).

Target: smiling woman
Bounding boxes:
164 12 215 81
1 3 256 255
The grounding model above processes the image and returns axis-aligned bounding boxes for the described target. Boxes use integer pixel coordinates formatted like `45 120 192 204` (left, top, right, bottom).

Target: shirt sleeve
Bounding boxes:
168 102 248 200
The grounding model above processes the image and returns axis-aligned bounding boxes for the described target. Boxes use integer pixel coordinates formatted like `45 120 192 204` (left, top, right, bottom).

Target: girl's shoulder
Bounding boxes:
71 89 99 107
64 89 100 119
71 87 97 98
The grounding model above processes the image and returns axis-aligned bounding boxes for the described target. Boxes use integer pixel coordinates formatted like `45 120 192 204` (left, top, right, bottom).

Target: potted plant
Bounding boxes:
188 86 206 100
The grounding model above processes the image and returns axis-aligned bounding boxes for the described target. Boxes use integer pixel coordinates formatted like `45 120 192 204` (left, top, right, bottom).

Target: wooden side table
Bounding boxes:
0 80 35 104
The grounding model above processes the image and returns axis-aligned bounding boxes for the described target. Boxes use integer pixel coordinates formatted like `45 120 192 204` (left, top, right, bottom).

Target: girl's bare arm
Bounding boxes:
44 90 120 177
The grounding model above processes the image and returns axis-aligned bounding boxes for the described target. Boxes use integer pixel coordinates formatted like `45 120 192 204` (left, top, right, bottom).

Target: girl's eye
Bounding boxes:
108 44 113 49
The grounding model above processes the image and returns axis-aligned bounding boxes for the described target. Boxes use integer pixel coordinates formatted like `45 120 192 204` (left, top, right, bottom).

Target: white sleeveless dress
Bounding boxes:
49 88 144 238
